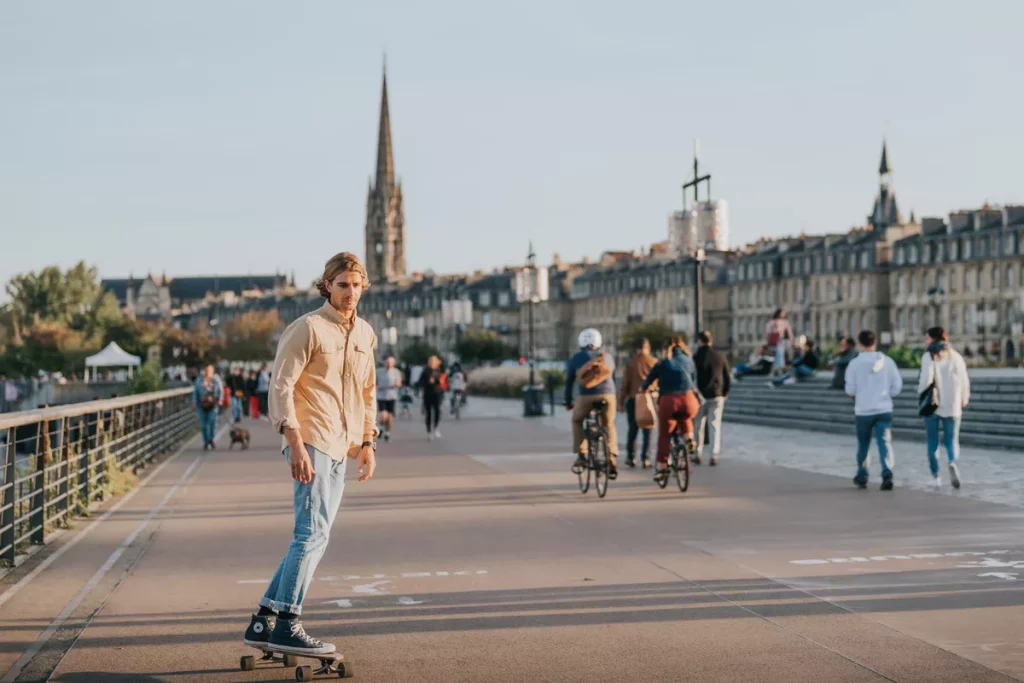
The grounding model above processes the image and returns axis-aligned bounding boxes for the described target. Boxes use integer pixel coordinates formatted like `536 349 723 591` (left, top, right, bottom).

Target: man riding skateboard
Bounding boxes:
242 252 378 656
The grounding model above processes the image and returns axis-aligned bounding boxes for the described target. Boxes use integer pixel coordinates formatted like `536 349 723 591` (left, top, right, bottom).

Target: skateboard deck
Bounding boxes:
240 642 353 680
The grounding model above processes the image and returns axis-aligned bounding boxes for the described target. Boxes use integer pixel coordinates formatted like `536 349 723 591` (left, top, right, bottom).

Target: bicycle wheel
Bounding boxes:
594 435 610 498
655 451 670 489
577 438 591 494
675 446 690 493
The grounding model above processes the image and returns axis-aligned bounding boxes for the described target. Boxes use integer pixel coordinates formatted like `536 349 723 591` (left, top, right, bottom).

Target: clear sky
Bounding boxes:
1 1 1021 296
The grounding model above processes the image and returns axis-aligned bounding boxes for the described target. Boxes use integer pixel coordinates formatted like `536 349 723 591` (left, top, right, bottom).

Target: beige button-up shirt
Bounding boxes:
269 302 378 461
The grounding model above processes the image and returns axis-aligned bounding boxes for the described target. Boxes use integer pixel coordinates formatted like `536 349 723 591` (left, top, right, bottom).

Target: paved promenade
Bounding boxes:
0 402 1022 682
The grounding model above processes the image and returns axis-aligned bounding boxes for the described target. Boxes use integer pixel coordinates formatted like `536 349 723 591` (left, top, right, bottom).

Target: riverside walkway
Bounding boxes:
0 400 1022 682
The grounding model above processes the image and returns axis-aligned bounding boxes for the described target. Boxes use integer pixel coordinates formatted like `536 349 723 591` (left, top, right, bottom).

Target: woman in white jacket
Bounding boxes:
917 327 970 490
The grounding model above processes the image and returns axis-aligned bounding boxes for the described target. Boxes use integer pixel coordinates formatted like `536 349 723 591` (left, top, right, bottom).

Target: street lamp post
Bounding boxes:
520 243 544 417
682 142 711 340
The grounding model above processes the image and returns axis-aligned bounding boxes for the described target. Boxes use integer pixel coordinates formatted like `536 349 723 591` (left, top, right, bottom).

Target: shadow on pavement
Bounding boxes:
13 574 1024 652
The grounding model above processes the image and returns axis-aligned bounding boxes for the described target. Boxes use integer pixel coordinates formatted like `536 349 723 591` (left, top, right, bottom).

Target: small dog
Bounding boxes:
229 427 250 450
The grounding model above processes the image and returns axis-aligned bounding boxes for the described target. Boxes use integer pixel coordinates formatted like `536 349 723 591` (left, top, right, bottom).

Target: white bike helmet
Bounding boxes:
578 328 603 349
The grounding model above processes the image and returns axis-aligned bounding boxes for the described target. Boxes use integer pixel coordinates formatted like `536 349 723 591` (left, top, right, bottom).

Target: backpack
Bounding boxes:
578 353 612 389
199 381 218 412
766 322 781 348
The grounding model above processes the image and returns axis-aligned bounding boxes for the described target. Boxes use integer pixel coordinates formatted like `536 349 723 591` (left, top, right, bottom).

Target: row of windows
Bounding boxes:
738 248 873 282
896 230 1023 266
572 269 695 298
734 310 872 343
736 277 872 308
895 263 1020 297
361 289 514 313
893 304 1003 336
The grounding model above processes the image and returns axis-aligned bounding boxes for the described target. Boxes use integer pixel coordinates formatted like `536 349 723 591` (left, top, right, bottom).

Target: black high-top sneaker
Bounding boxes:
243 614 273 647
269 619 335 655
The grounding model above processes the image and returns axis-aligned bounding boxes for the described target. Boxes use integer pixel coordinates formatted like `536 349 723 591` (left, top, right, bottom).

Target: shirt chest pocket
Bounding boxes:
315 342 347 376
349 344 372 382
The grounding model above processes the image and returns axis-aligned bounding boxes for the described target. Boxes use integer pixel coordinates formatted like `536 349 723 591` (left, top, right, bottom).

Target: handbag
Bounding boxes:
634 391 657 429
918 353 939 417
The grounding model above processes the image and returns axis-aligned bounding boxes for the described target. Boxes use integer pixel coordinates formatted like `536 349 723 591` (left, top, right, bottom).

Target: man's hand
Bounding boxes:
565 402 574 412
285 428 314 483
357 445 376 482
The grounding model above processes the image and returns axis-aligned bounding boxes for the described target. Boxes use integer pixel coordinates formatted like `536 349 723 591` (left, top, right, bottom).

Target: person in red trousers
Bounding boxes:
641 336 701 479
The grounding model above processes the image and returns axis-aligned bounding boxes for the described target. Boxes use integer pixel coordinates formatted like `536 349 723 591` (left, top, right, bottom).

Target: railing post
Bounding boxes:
1 430 15 565
30 419 47 544
58 417 71 527
81 410 97 509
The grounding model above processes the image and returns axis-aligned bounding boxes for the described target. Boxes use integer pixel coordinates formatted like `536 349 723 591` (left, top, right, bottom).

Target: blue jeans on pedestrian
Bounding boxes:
854 412 894 483
231 396 243 422
925 415 960 477
197 408 217 445
773 364 816 385
260 445 347 615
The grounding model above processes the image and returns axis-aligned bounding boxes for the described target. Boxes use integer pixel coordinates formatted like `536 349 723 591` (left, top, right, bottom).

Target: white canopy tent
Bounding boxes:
85 342 142 381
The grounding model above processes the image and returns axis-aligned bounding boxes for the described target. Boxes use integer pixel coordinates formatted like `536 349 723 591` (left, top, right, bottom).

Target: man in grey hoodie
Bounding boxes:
844 330 903 490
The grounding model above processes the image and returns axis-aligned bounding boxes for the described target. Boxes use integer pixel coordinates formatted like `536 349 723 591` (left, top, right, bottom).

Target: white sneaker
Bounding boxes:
948 462 961 489
434 429 442 439
930 477 942 490
427 432 434 442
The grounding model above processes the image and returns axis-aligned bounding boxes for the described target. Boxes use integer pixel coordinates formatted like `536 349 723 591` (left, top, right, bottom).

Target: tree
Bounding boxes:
164 321 223 368
620 320 678 354
4 261 119 333
128 360 166 394
222 310 282 361
400 340 441 367
456 329 514 364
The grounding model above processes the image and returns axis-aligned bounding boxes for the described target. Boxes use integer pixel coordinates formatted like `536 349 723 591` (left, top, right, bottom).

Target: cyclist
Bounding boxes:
564 329 619 479
641 335 700 479
449 363 467 414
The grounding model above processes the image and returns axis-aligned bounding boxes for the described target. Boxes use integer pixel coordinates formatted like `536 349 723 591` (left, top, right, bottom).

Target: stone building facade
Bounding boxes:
889 206 1024 360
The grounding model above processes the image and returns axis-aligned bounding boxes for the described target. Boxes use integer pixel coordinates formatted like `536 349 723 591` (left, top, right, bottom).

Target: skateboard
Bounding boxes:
240 642 354 680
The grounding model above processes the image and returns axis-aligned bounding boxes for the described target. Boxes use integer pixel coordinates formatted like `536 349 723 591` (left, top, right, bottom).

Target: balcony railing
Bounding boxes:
0 387 199 565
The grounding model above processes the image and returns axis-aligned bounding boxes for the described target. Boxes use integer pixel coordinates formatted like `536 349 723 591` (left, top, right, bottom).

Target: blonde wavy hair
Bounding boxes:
315 252 370 299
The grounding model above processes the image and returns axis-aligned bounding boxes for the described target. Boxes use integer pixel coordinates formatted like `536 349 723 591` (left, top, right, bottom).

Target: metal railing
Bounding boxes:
0 387 199 565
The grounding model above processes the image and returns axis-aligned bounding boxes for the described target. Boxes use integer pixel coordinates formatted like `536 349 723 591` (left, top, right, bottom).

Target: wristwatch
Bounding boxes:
361 440 376 451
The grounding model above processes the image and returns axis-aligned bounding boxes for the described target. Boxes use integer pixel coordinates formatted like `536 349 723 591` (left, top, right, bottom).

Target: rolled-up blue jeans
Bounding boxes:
854 412 894 483
197 408 217 444
231 396 243 421
260 445 347 615
925 415 960 476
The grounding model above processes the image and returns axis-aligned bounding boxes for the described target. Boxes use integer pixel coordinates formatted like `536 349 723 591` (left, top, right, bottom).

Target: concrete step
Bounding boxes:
724 399 1024 438
722 411 1023 449
725 394 1023 421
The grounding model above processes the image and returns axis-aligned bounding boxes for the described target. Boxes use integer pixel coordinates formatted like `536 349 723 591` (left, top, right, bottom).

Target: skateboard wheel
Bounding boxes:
283 654 299 667
240 655 256 671
337 661 354 678
296 665 314 681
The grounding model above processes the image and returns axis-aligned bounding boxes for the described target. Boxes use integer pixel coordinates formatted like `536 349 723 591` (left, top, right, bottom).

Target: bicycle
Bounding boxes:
572 400 614 498
449 390 465 419
653 420 693 493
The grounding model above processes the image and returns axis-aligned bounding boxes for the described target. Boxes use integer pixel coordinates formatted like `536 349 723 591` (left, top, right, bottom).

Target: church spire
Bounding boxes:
374 60 395 192
879 138 891 178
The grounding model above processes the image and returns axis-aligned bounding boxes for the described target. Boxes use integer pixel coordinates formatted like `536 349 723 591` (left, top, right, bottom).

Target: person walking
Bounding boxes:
417 355 445 440
693 330 730 466
193 363 224 450
765 309 794 377
377 355 403 442
830 337 859 390
242 251 377 656
917 326 970 490
642 336 700 480
256 363 271 421
618 337 656 469
845 330 903 491
245 369 260 419
226 366 245 423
